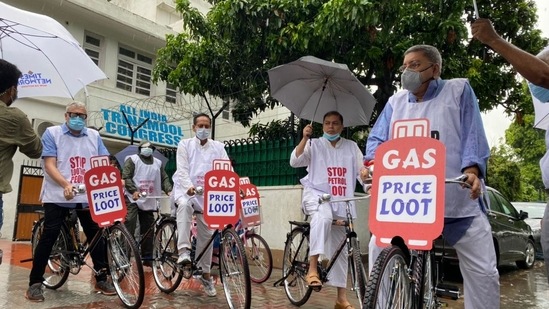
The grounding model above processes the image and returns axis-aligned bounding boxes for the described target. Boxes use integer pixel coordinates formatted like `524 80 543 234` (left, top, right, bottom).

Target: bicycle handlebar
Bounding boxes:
72 184 86 195
320 174 473 205
318 194 371 204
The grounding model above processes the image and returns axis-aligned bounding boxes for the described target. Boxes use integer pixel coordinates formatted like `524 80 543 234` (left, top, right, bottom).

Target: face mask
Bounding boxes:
67 117 86 131
1 86 16 106
140 147 153 157
529 82 549 103
196 128 211 140
401 65 433 93
323 132 340 141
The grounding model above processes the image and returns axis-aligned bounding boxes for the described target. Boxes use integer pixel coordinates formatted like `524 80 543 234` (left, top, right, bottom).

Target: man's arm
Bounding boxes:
459 81 490 199
364 103 393 162
122 158 138 194
472 18 549 88
160 167 173 194
173 141 193 205
16 111 42 158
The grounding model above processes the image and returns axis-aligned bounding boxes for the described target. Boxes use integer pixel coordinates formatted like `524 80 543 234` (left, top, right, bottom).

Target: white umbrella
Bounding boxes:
0 2 107 99
268 55 376 127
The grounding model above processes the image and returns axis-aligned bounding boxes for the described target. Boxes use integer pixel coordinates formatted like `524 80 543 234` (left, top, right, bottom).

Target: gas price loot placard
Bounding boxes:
369 136 446 250
85 165 127 227
204 169 241 229
239 177 261 227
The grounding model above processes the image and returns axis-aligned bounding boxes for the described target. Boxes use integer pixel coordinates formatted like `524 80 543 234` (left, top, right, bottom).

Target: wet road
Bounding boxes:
1 239 548 308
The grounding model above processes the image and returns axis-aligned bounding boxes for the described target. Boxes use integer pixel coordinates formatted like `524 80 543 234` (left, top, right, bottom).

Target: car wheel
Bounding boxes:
516 239 536 269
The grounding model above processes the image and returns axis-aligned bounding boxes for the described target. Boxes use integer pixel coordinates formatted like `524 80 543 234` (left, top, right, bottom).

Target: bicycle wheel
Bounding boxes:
363 245 412 309
32 219 71 289
107 223 145 309
219 228 252 309
282 227 312 306
349 238 368 307
152 219 183 293
243 232 273 283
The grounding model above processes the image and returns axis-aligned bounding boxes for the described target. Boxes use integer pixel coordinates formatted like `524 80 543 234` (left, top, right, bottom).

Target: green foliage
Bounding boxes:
154 0 547 130
486 144 522 201
503 113 547 201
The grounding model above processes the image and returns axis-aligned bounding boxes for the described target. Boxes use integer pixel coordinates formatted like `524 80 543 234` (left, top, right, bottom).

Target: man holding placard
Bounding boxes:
364 45 498 308
172 113 229 297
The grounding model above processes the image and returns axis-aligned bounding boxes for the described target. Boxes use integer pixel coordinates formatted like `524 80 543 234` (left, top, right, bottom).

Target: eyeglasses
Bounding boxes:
66 112 87 120
398 61 434 73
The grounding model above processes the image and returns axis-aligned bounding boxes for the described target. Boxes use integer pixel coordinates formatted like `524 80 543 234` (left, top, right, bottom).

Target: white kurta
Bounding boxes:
290 137 363 288
173 137 229 273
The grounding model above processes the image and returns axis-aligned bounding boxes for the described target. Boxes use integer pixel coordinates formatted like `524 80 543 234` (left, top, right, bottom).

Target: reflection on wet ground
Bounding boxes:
0 239 548 308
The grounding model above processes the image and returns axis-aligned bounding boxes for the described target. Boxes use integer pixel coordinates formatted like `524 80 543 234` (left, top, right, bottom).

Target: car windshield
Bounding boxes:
511 202 546 218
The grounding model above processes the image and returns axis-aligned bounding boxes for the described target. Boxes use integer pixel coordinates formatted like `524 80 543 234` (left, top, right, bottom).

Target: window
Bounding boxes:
116 46 153 96
166 82 177 104
83 32 102 66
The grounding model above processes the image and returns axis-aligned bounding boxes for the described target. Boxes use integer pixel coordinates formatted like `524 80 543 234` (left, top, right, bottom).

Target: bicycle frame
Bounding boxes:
275 195 369 308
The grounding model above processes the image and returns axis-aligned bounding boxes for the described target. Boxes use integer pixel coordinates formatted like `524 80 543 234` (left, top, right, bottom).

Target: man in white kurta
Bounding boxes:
290 111 365 309
172 113 229 297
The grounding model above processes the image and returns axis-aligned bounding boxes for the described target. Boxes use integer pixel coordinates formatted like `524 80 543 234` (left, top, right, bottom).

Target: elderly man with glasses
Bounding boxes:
26 101 116 302
365 45 499 308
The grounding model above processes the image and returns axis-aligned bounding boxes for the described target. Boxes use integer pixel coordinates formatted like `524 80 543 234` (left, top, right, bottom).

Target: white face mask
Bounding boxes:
196 128 211 140
140 147 153 157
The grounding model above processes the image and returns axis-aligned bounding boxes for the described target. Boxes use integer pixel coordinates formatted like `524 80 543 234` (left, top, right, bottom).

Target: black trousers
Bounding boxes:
29 203 108 286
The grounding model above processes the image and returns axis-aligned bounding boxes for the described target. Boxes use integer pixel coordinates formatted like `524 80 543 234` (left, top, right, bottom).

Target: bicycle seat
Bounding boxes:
288 220 310 227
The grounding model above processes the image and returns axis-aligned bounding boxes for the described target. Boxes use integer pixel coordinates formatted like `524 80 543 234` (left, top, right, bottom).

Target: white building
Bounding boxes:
1 0 369 259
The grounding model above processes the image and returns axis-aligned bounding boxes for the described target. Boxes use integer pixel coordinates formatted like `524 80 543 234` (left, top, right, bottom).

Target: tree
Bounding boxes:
504 113 547 201
153 0 547 132
487 144 522 201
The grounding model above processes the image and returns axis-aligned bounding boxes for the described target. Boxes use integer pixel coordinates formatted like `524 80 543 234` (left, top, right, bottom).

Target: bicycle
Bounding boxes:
193 218 273 284
131 193 172 265
362 175 471 309
273 194 369 307
152 187 252 309
29 185 145 309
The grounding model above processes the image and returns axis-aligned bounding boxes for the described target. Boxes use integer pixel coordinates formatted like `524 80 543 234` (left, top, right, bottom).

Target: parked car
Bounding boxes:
512 201 546 259
434 186 536 269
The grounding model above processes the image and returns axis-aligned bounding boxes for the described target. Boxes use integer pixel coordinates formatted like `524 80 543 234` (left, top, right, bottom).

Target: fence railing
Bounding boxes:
158 138 305 187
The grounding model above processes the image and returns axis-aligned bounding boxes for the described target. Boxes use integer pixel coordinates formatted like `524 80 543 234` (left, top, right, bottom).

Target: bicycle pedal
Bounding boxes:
435 283 460 300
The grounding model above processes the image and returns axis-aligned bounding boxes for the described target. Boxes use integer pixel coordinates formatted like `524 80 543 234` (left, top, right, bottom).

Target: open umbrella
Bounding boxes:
0 2 107 98
268 55 376 127
115 145 168 167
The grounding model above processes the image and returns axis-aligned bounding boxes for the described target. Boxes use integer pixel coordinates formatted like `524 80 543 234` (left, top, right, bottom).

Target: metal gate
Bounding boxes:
12 163 43 241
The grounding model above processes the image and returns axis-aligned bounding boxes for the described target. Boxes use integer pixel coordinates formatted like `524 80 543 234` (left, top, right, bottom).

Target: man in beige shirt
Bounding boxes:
0 59 43 237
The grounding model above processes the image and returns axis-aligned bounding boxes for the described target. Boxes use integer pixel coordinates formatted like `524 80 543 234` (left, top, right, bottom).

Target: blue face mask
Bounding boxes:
323 132 340 141
67 117 85 131
529 82 549 103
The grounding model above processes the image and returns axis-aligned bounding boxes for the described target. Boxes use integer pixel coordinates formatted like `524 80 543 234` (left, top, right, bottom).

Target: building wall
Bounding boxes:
0 0 308 241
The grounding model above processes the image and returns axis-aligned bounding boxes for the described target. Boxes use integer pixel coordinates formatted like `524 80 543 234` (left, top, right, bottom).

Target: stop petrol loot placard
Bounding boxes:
369 129 446 250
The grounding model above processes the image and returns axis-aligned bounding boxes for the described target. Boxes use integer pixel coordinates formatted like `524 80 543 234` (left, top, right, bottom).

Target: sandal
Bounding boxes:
334 301 355 309
305 273 322 291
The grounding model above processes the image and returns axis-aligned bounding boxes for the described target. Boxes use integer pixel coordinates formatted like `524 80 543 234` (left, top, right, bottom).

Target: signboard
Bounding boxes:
101 104 184 147
84 164 127 227
239 177 261 227
369 119 446 250
203 169 241 229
